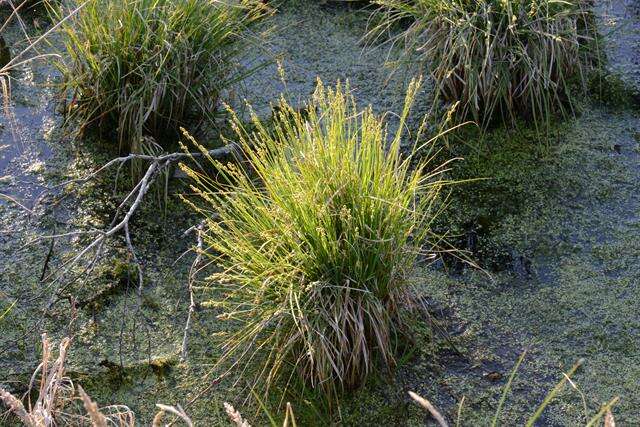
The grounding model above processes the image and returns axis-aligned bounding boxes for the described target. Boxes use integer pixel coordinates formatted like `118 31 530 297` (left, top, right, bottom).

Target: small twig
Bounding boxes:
0 193 34 215
39 226 56 282
181 222 204 362
118 270 130 371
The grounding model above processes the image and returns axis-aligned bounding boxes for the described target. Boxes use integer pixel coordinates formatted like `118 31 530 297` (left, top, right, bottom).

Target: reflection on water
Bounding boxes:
0 38 60 208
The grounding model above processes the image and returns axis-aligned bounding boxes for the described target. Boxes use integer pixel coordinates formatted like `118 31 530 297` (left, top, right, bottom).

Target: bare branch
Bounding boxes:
42 143 236 286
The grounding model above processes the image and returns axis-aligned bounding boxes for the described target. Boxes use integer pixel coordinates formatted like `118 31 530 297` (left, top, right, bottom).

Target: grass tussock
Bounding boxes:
53 0 269 153
371 0 598 129
181 79 451 405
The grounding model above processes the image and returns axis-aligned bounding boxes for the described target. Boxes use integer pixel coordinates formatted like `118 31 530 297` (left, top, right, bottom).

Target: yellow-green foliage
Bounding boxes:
181 79 450 405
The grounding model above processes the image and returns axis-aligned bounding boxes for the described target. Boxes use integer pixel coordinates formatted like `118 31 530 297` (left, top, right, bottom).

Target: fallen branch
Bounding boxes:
0 140 237 358
41 141 237 294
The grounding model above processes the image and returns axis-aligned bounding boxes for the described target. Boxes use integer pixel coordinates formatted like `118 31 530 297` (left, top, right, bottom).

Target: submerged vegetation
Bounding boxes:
372 0 598 129
181 79 449 405
52 0 269 153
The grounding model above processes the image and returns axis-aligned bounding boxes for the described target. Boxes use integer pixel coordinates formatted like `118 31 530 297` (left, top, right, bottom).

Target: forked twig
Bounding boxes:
40 143 236 293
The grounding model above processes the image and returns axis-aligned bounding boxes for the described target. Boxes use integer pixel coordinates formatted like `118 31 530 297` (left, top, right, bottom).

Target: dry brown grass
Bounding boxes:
0 334 135 426
0 334 197 426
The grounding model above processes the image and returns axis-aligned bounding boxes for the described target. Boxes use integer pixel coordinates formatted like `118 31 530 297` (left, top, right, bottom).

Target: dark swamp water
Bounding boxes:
1 2 640 425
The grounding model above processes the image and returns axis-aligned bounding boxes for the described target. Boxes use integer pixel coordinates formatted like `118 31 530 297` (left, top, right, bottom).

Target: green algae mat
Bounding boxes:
1 2 639 425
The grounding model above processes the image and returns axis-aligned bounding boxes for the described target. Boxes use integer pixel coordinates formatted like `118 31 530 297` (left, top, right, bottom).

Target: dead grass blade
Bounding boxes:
409 391 449 427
